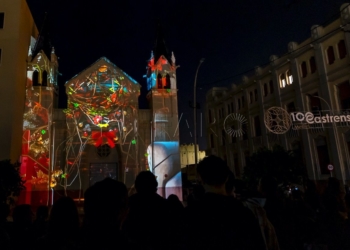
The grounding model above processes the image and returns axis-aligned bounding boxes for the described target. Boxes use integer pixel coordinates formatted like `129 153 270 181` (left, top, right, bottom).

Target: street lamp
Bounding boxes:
194 58 205 174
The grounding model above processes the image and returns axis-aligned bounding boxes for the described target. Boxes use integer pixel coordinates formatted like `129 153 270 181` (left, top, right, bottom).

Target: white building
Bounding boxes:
206 3 350 183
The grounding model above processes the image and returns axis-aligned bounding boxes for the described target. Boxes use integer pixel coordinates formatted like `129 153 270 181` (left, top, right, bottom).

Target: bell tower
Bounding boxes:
145 23 182 199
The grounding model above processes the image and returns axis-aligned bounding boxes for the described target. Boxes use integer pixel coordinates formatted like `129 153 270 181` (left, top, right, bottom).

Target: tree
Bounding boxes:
242 145 306 191
0 160 25 204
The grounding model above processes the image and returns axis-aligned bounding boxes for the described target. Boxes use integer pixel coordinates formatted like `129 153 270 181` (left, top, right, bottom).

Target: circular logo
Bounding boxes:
264 107 292 134
223 113 247 137
327 164 334 171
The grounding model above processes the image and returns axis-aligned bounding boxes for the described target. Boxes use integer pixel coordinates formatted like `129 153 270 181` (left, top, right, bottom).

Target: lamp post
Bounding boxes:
194 58 205 175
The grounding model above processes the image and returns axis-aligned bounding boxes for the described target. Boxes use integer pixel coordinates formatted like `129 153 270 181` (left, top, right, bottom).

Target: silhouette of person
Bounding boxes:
182 155 266 250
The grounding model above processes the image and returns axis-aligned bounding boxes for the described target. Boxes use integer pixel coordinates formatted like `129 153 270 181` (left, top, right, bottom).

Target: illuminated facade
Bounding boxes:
3 3 183 204
206 3 350 183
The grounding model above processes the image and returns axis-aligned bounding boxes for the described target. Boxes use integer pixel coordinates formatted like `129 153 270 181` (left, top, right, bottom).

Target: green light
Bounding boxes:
73 103 79 108
41 129 46 135
131 139 136 145
166 89 171 93
144 153 149 157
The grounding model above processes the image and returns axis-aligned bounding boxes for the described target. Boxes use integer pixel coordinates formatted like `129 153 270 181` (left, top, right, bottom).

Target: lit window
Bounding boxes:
301 61 307 78
338 40 347 59
0 13 4 29
280 73 286 88
309 57 316 74
327 46 335 65
287 70 293 85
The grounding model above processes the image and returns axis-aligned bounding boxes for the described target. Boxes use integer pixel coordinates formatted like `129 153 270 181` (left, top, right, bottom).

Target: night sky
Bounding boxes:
26 0 344 150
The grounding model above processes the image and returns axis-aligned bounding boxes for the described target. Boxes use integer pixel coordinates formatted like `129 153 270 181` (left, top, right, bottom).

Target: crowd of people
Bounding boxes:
1 155 350 249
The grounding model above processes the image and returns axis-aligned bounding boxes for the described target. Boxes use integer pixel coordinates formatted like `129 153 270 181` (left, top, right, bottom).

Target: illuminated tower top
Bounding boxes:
146 23 178 91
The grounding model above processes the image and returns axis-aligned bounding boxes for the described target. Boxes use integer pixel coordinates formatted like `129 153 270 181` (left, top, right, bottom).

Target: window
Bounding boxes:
287 70 293 85
165 74 171 88
208 109 213 123
327 46 335 65
238 98 241 110
254 89 258 101
338 40 347 59
32 71 39 86
157 74 162 89
254 116 261 137
287 102 296 112
241 96 245 108
263 83 268 97
249 91 253 104
280 73 286 88
315 136 331 175
227 104 231 114
301 61 308 78
42 71 48 86
0 13 4 29
231 102 234 112
337 81 350 110
309 57 316 74
269 80 274 94
242 123 248 140
308 93 321 114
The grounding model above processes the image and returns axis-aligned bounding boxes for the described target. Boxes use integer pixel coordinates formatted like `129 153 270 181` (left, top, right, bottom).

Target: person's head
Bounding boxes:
36 205 49 221
134 171 158 194
258 176 278 197
13 204 33 226
84 178 128 227
49 196 79 233
197 155 230 193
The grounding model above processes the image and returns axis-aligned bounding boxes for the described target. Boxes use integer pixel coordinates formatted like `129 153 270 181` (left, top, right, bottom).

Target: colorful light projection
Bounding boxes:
21 83 53 205
61 58 140 193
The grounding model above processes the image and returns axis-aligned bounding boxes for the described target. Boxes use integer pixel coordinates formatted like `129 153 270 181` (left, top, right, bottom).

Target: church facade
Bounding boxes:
2 1 182 206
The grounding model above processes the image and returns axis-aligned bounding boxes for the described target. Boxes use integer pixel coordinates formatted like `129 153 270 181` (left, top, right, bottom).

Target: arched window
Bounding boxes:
42 71 48 86
286 70 293 85
165 74 171 89
301 61 307 78
249 91 253 104
241 96 245 107
263 83 268 97
327 46 335 65
157 74 162 89
338 40 347 59
238 98 241 110
280 73 286 88
254 89 258 101
309 56 316 74
32 71 39 86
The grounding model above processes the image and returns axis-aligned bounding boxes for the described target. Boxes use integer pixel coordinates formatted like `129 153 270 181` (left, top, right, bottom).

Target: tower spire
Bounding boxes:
32 12 52 60
153 21 171 63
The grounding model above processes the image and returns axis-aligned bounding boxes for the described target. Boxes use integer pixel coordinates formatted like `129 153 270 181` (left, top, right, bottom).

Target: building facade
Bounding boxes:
206 3 350 183
0 0 182 206
0 0 39 163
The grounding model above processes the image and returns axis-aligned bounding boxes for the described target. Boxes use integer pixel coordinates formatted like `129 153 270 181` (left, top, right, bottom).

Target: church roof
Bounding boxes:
65 57 140 88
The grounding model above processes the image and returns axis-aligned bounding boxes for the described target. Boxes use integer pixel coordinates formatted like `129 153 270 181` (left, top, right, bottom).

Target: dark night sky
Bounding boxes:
26 0 344 150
